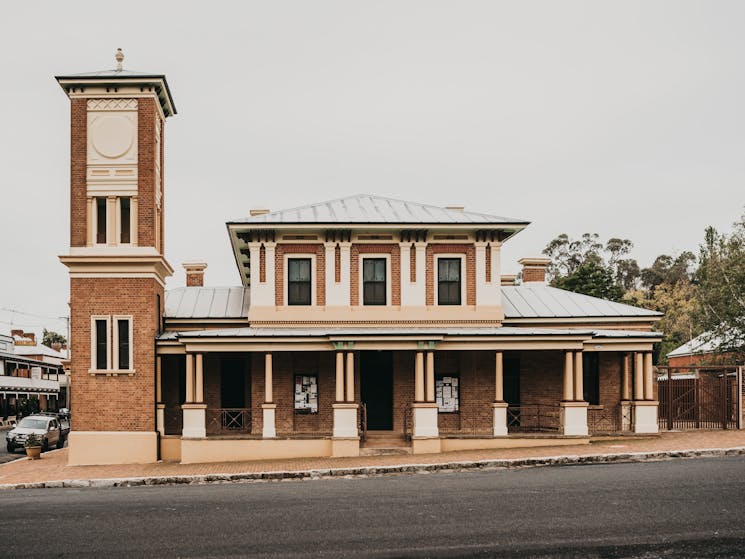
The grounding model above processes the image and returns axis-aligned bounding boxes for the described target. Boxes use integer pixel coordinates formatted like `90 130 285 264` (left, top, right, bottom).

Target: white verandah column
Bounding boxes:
182 353 206 438
560 350 588 436
491 351 508 436
332 346 359 456
262 353 277 438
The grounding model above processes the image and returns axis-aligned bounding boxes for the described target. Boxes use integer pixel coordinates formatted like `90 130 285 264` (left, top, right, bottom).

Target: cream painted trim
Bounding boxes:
156 345 186 355
358 253 392 307
284 253 317 307
60 254 174 284
90 315 111 371
68 431 158 465
247 304 504 323
435 254 466 306
62 84 171 120
69 273 166 288
584 340 659 352
112 315 134 371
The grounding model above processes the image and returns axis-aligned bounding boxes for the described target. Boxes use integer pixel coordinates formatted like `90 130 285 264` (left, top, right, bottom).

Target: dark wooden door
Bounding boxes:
221 359 245 408
360 351 394 430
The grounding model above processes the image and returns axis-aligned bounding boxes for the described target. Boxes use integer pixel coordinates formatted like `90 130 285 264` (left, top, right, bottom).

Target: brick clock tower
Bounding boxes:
56 50 176 465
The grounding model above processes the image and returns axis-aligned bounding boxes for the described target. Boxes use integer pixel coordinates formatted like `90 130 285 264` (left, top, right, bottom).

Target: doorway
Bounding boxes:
360 351 394 430
221 359 246 409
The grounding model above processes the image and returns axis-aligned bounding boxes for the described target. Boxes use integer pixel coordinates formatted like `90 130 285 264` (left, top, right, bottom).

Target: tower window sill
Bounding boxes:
88 369 136 377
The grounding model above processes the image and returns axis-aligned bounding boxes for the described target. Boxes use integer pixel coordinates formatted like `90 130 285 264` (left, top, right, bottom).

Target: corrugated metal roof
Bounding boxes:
158 326 660 340
667 332 720 358
162 285 659 319
228 194 529 225
164 287 249 319
501 286 661 318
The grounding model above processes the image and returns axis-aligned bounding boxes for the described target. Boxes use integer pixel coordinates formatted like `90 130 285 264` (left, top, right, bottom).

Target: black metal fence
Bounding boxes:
507 404 560 433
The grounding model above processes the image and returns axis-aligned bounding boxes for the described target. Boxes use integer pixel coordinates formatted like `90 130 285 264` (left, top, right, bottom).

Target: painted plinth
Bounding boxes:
412 403 440 454
182 404 207 438
632 401 659 434
180 438 333 464
262 404 277 438
491 402 508 436
156 403 165 436
332 403 359 438
68 431 158 465
560 401 589 436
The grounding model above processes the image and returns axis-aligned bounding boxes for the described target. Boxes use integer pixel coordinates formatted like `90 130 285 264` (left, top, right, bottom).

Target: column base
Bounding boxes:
632 401 659 433
491 402 508 436
156 403 165 436
262 403 277 438
412 402 439 438
332 403 359 438
182 403 207 438
560 401 589 436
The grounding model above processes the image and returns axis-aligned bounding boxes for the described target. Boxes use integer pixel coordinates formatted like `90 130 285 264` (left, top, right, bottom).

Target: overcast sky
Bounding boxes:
1 1 744 339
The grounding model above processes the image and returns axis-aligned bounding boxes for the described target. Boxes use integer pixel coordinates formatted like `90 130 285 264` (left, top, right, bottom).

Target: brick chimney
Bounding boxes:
183 261 208 287
518 257 551 285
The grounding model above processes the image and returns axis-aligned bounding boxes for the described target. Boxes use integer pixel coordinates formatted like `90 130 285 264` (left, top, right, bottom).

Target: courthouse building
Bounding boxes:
57 54 662 465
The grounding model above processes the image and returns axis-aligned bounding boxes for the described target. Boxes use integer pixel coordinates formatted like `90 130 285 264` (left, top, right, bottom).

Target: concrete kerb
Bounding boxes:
1 446 744 491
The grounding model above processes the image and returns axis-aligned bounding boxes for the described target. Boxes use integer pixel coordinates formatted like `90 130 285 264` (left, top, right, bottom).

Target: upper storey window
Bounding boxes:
120 197 131 244
438 258 462 305
288 258 312 305
363 258 387 305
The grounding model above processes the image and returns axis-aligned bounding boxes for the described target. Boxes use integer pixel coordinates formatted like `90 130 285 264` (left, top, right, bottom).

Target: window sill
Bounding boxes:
88 369 136 377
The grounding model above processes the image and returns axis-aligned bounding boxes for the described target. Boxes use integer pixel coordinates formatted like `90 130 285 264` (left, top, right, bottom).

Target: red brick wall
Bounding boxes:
522 267 546 283
137 98 157 249
350 244 401 306
70 99 87 247
425 244 476 305
185 272 204 287
159 115 165 254
70 277 162 431
252 352 347 436
274 244 326 306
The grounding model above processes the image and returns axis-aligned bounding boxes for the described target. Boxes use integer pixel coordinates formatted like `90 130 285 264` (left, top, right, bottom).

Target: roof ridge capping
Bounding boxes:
226 193 530 225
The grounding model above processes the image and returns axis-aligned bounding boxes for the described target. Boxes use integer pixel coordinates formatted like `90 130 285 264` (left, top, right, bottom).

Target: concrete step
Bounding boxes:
360 447 413 456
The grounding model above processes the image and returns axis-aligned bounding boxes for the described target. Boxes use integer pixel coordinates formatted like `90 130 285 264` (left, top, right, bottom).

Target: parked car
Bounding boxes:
6 414 67 453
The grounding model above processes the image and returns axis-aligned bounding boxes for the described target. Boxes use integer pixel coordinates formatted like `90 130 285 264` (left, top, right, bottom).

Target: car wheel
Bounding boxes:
56 436 65 449
42 438 49 452
6 443 13 453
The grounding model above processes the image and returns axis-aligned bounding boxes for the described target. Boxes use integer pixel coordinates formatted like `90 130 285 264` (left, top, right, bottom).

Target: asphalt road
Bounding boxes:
2 456 744 558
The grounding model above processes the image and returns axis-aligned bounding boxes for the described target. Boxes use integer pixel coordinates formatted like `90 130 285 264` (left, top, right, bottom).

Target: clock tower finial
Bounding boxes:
115 48 124 71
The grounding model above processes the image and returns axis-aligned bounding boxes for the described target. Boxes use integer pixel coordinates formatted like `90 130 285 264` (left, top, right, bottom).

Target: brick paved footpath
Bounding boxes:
1 430 744 487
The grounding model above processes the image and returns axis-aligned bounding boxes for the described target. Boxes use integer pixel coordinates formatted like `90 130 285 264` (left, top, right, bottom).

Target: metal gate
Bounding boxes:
657 366 741 430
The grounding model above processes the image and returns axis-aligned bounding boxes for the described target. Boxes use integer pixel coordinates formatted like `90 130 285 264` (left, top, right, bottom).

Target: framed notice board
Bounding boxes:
294 374 318 414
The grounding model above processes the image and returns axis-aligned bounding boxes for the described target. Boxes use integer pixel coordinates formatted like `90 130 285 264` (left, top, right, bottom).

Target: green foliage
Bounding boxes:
553 259 625 302
695 214 745 359
24 434 41 448
42 329 66 348
542 233 637 301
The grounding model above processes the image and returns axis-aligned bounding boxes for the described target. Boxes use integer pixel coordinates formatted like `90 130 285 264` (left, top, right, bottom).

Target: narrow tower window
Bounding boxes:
120 197 131 244
117 319 130 370
95 319 108 370
96 197 107 244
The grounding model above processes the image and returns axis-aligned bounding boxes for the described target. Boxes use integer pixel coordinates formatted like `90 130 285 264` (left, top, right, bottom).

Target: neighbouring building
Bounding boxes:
667 332 743 367
0 333 63 420
57 53 663 466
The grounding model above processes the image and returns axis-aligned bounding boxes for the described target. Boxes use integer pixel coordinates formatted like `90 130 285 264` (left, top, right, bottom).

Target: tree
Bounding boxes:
695 214 745 359
640 252 696 291
42 329 67 348
552 259 625 302
542 233 638 301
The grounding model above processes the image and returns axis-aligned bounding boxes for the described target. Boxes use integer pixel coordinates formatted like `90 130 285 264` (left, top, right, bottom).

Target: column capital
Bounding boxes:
323 241 337 249
474 241 488 249
414 242 427 249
